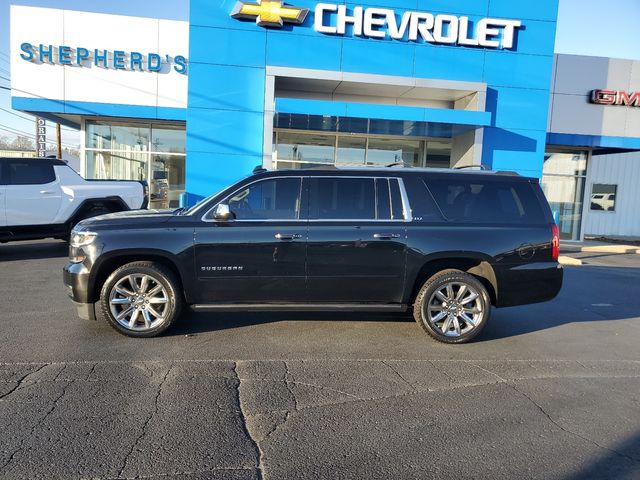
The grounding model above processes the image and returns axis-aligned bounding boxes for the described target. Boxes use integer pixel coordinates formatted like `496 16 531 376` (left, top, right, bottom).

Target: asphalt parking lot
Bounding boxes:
0 240 639 479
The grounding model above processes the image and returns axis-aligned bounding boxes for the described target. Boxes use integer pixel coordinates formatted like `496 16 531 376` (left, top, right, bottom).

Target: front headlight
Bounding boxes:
70 231 98 248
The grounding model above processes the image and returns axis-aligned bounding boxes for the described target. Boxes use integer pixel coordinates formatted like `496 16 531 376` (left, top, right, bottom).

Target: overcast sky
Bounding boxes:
0 0 638 150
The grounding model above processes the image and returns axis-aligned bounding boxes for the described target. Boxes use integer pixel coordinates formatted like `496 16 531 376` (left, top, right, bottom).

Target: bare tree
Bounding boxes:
0 135 14 150
11 135 35 151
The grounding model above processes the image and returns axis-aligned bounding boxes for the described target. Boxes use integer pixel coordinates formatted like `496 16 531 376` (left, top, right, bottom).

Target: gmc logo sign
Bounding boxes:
591 89 640 107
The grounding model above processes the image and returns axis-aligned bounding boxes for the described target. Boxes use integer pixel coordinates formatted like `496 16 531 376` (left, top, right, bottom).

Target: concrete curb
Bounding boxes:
561 244 640 255
559 256 583 266
580 245 640 254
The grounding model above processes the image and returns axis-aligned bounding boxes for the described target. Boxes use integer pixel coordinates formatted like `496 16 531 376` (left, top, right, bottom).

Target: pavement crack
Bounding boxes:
471 363 508 383
287 380 363 401
0 373 73 471
283 361 298 412
510 382 640 464
117 365 171 479
235 362 265 480
381 360 415 390
262 411 291 443
85 362 98 381
0 363 48 402
429 360 455 383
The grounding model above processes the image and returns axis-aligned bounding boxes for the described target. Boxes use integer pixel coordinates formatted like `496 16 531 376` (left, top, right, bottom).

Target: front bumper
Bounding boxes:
71 300 96 320
63 262 95 320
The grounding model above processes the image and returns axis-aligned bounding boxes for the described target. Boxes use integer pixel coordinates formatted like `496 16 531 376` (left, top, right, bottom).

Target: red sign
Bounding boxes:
591 89 640 107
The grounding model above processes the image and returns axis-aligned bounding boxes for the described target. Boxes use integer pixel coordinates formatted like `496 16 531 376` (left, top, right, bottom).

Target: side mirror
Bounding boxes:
213 203 234 221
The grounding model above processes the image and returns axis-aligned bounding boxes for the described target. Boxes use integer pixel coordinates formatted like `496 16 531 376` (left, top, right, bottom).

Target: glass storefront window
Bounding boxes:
150 154 185 209
110 125 149 152
86 150 147 181
367 138 422 166
151 126 186 154
273 130 450 171
426 141 452 168
590 184 617 212
86 122 112 150
85 120 185 209
337 136 366 165
541 150 588 240
276 132 335 164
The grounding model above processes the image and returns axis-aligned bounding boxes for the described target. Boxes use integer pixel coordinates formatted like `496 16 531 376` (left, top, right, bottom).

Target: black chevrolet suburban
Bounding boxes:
63 167 563 343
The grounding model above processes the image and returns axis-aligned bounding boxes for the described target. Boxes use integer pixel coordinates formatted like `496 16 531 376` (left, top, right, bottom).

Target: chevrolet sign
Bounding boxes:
232 1 523 50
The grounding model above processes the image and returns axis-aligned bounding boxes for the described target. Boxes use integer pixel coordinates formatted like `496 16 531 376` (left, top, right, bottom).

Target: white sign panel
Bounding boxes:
10 6 189 109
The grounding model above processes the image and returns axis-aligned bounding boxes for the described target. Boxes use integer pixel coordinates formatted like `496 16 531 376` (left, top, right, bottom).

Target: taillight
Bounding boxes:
551 223 560 261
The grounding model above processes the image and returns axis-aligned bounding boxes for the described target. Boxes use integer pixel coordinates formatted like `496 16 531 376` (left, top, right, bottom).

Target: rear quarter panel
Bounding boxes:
405 223 561 307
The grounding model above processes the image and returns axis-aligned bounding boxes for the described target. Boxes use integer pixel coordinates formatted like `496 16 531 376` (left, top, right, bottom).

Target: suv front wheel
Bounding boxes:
413 269 491 344
99 261 182 338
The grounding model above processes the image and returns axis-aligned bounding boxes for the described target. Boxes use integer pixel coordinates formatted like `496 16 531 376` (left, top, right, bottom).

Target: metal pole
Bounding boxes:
56 123 62 159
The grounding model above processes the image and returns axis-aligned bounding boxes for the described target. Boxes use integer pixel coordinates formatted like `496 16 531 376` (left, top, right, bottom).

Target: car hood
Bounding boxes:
77 209 178 229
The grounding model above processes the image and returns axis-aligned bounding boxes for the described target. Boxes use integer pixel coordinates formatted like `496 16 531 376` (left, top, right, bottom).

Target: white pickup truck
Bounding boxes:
0 157 148 242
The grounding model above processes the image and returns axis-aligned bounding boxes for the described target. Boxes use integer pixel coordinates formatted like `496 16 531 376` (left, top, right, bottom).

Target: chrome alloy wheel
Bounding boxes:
109 274 169 331
425 282 483 337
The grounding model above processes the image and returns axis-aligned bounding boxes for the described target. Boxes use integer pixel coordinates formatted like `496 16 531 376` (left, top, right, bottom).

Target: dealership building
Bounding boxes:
8 0 640 239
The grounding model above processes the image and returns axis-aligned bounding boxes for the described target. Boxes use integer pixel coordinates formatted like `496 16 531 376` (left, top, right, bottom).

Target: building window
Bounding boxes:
273 130 450 170
541 149 588 241
85 121 185 209
590 184 617 212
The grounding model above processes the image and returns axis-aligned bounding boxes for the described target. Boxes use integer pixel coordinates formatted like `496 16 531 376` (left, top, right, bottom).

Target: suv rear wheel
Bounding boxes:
99 261 182 338
413 269 490 344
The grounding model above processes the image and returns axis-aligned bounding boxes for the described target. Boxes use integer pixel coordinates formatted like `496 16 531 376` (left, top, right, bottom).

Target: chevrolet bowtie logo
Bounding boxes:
231 0 309 28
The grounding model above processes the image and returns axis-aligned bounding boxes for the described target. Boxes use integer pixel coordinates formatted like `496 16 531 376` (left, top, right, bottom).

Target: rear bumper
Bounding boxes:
496 262 563 308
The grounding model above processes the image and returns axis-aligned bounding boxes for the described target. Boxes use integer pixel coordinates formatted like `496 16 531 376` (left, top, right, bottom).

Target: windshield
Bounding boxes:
183 187 228 216
183 173 258 216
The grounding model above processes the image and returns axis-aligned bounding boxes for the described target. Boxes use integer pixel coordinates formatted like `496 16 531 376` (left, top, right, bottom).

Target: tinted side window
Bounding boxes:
424 178 545 224
309 178 375 220
403 176 443 222
227 178 301 220
7 160 56 185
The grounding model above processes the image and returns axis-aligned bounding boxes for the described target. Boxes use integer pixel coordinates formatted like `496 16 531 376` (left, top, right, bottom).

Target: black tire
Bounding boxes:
98 261 182 338
413 269 491 344
64 206 113 242
70 206 111 230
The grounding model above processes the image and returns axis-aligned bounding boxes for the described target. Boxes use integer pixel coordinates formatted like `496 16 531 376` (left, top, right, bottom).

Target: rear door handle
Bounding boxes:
40 190 55 194
275 233 302 241
373 233 401 239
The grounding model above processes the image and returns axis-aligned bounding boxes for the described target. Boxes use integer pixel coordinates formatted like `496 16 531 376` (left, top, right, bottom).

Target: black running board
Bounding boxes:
191 303 408 313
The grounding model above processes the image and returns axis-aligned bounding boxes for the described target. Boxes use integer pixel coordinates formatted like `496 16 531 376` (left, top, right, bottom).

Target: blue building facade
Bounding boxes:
185 0 559 202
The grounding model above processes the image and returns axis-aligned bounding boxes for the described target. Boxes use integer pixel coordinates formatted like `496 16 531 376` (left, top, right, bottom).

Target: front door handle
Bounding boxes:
40 190 55 195
374 233 401 239
275 233 302 241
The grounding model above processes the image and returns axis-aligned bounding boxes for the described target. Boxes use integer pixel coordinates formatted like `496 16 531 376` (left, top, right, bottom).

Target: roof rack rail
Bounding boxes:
303 165 339 171
495 170 521 176
454 164 489 171
386 162 407 168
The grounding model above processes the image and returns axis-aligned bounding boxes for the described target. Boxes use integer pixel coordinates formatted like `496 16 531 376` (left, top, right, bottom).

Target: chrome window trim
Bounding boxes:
201 174 412 223
397 178 413 222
